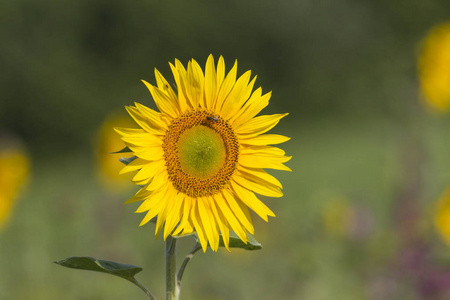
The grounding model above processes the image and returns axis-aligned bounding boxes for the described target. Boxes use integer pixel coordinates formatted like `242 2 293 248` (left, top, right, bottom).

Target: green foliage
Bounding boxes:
55 256 142 280
221 232 262 250
119 156 137 165
55 257 155 299
110 146 132 154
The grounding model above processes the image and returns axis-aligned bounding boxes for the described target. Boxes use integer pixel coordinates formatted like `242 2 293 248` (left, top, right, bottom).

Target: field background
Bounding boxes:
2 1 450 299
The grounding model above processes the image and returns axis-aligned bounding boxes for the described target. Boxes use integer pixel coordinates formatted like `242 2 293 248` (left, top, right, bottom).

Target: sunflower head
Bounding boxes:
435 188 450 245
116 55 291 251
0 135 30 230
96 113 136 191
419 22 450 112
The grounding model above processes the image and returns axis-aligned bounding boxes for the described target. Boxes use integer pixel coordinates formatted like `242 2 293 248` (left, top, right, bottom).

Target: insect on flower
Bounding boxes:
206 115 219 122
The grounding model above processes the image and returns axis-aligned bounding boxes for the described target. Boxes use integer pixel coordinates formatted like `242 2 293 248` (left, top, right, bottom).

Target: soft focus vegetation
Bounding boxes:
2 0 450 299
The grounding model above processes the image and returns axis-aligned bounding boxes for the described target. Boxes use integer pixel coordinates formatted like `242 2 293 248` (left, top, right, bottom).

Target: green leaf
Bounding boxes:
55 256 142 280
224 231 262 250
110 146 132 154
119 156 137 165
194 231 262 251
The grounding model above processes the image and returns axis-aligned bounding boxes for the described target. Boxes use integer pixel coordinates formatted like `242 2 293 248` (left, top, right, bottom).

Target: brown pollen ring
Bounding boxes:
162 110 239 197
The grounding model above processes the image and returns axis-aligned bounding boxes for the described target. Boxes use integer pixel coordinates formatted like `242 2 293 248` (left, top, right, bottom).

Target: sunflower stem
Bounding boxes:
165 235 179 300
177 243 202 289
127 277 156 300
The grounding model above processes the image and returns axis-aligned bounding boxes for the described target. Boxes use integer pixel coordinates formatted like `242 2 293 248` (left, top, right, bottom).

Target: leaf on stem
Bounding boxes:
54 256 142 280
119 156 137 165
110 146 132 154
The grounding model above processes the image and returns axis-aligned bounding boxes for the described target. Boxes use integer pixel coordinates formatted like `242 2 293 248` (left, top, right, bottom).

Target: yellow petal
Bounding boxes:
134 102 168 130
240 145 286 156
114 127 147 136
215 60 237 111
204 54 217 110
138 187 169 225
215 192 249 243
191 200 208 252
186 59 205 108
208 196 230 251
125 106 165 135
125 186 152 204
180 220 195 236
172 196 192 236
121 134 163 148
137 188 164 211
221 188 254 235
236 113 288 138
225 75 257 119
231 89 271 127
146 169 169 191
119 157 150 174
140 209 159 226
174 59 194 109
236 167 282 189
222 74 257 120
230 180 276 221
169 62 189 113
233 171 283 198
154 69 180 111
198 197 219 251
136 186 167 212
164 193 185 239
129 145 164 162
220 71 252 119
156 187 177 239
240 134 291 146
216 56 226 93
142 80 178 118
132 159 165 183
236 196 255 232
239 153 292 171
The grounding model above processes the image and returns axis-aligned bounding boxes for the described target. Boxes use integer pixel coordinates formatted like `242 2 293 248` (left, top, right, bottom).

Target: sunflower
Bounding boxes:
96 113 136 191
0 137 30 230
116 55 291 251
435 188 450 245
419 22 450 112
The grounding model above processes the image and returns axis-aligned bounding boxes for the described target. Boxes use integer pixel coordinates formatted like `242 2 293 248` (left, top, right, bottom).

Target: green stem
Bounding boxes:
177 243 202 289
166 236 179 300
127 277 156 300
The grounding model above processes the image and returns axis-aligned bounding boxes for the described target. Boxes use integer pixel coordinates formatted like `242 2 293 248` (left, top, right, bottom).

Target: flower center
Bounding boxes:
178 126 226 179
162 110 239 197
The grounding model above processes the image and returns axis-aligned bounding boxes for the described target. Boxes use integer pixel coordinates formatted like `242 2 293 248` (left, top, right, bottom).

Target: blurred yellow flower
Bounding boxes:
322 198 353 238
434 188 450 244
95 113 136 191
0 139 30 230
419 22 450 112
322 198 374 240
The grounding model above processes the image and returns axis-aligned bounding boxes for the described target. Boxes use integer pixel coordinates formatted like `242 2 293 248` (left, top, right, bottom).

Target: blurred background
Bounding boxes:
2 0 450 299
